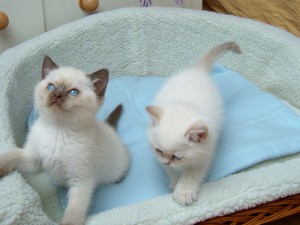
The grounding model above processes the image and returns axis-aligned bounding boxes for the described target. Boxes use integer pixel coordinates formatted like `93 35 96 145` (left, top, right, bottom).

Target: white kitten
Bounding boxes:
0 56 130 225
146 42 241 205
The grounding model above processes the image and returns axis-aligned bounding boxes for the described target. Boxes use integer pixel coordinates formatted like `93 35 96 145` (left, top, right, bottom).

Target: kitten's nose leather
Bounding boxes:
163 159 171 165
53 92 62 98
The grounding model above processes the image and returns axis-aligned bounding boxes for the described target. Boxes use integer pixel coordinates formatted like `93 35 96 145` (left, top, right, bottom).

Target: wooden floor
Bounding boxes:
266 213 300 225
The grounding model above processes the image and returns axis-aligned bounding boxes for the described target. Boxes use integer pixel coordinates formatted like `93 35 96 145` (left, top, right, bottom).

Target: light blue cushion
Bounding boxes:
28 65 300 214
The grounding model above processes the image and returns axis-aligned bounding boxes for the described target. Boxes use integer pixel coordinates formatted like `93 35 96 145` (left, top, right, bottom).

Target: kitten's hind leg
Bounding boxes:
0 148 41 176
61 181 95 225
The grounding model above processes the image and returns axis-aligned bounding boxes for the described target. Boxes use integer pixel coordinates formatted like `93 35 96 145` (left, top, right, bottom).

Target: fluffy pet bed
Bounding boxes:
1 7 300 225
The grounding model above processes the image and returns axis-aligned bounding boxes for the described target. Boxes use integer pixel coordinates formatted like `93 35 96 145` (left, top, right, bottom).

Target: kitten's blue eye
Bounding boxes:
68 89 79 96
47 84 55 92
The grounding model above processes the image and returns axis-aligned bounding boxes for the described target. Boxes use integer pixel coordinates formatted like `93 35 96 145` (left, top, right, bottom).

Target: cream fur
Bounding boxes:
0 58 130 225
147 42 241 205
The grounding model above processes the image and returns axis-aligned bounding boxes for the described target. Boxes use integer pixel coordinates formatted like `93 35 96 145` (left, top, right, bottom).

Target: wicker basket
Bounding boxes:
198 194 300 224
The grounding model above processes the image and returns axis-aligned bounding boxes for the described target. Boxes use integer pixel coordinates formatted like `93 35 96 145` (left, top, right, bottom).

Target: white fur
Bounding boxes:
147 42 240 205
0 65 130 225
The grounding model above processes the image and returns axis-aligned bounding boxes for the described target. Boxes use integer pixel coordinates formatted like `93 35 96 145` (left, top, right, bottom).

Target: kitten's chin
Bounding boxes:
42 102 70 117
48 103 70 114
163 162 182 169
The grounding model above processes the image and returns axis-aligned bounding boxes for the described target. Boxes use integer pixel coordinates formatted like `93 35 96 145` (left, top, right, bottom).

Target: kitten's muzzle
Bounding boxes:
162 158 171 165
53 92 63 99
49 92 64 108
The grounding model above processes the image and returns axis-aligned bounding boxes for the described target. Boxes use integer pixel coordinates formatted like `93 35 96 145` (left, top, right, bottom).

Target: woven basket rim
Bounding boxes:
198 193 300 224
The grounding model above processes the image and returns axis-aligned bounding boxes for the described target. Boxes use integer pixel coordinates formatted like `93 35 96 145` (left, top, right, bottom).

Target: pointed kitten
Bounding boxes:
0 56 130 225
146 42 241 205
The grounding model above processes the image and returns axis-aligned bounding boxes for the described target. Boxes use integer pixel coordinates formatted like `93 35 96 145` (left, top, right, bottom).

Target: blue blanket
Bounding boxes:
28 65 300 215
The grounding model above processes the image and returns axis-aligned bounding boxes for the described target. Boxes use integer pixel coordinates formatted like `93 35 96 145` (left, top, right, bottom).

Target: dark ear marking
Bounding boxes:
89 69 109 98
42 56 58 79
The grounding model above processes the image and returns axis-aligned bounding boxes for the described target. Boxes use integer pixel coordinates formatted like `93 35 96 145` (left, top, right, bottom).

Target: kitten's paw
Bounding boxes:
60 223 80 225
0 157 14 177
60 217 84 225
169 181 177 190
60 221 84 225
173 189 198 205
0 167 12 177
0 169 5 177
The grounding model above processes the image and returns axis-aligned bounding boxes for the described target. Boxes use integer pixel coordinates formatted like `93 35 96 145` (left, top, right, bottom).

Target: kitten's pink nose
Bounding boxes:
163 159 171 165
53 92 62 99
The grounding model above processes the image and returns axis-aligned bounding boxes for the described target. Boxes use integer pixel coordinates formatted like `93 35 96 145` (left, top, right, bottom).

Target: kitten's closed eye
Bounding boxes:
155 148 182 161
155 148 163 154
172 155 182 161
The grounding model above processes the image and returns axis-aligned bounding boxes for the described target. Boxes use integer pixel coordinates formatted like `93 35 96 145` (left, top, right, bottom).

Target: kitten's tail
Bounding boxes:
106 104 123 129
198 41 241 72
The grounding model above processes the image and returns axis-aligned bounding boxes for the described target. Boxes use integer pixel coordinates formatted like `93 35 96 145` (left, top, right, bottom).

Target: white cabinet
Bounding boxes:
0 0 44 53
0 0 202 53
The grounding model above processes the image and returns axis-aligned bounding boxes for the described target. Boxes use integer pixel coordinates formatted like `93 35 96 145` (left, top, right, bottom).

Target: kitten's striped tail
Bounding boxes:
198 41 241 72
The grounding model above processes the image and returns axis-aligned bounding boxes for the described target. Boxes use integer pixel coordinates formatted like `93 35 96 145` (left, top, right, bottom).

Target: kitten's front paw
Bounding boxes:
60 213 85 225
0 166 12 177
60 217 84 225
169 181 177 190
0 157 13 177
60 221 83 225
173 189 198 205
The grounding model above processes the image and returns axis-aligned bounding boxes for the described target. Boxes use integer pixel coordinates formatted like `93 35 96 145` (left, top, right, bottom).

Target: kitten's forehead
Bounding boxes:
151 108 204 150
46 67 91 88
158 115 189 140
151 127 186 151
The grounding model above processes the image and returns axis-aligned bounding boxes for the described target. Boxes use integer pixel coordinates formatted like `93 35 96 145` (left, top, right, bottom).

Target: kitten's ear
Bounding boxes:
146 106 163 126
185 121 208 143
89 69 109 98
42 56 58 79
